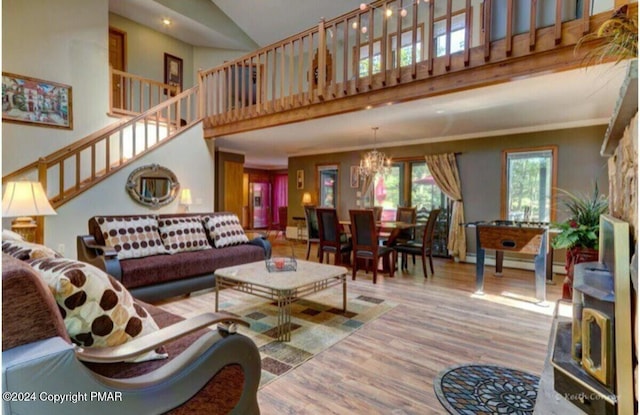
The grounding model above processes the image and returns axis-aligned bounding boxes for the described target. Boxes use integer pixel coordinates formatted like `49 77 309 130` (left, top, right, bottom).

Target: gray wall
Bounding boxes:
289 125 609 255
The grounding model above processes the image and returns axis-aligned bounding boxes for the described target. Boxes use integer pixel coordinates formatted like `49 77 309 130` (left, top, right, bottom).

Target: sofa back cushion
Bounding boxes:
202 214 249 248
157 216 212 254
94 215 167 260
26 257 167 362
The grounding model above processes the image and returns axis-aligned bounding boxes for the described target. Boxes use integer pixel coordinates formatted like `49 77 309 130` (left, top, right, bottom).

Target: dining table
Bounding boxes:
339 220 419 247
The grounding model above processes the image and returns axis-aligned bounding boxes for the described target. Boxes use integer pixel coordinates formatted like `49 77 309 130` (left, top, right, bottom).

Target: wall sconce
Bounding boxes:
180 188 193 211
301 192 313 206
2 181 57 242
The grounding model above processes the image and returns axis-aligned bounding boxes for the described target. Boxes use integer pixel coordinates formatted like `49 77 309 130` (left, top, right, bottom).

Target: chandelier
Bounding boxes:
358 127 391 178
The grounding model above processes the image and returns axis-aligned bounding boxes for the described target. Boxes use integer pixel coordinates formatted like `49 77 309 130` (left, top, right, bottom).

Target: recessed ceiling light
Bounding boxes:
162 18 171 26
365 105 373 110
436 109 445 114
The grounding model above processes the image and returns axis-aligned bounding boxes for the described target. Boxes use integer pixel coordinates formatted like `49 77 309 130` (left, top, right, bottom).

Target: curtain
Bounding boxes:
360 174 375 207
425 153 466 261
273 174 288 223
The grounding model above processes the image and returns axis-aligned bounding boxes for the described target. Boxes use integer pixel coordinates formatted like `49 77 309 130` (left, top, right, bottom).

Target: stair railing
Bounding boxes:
3 85 200 209
110 67 181 116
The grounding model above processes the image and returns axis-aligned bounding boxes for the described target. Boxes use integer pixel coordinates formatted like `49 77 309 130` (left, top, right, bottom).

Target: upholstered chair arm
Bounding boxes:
3 333 261 415
76 235 122 279
76 313 249 363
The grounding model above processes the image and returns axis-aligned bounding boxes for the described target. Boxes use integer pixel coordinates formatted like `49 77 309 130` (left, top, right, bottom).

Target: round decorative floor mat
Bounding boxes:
434 364 539 415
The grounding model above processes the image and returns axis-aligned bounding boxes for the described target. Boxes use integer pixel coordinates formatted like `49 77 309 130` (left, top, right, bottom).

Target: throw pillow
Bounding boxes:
157 216 212 254
2 239 62 260
2 229 24 241
202 214 249 248
27 257 167 362
95 216 167 260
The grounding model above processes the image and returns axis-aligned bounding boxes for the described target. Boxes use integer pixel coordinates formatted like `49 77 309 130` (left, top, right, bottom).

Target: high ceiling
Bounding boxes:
109 0 628 169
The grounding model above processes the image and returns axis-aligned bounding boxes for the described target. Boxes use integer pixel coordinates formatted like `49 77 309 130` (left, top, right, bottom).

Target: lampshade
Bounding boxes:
180 188 193 205
2 181 57 217
301 192 312 205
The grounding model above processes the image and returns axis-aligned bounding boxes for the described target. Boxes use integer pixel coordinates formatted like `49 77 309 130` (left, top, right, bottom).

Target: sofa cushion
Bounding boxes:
26 257 167 362
2 239 62 260
203 214 249 248
95 215 167 260
119 244 265 289
158 216 212 254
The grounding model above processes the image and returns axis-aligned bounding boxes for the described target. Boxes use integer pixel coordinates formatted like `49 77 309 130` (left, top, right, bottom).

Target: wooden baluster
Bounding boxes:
411 0 419 78
318 18 327 100
483 0 492 61
355 14 361 91
381 3 388 86
367 9 373 89
331 22 338 97
582 0 590 34
396 2 402 81
464 0 471 65
428 0 435 73
554 0 562 44
529 0 537 51
342 18 349 95
36 159 47 244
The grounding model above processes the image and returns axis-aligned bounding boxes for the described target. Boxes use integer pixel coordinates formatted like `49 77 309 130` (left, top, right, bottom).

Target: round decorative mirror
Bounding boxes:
126 164 180 209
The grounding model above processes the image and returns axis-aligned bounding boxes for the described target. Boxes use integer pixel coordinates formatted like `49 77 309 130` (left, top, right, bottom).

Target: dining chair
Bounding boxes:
316 208 352 266
303 205 321 260
267 206 288 239
394 209 441 277
349 209 396 283
395 207 417 243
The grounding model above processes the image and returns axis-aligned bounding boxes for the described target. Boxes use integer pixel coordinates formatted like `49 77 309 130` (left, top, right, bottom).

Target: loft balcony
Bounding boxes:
199 1 633 138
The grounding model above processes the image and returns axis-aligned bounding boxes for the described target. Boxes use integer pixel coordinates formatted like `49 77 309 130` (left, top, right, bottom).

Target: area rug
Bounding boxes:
434 364 540 415
216 289 396 388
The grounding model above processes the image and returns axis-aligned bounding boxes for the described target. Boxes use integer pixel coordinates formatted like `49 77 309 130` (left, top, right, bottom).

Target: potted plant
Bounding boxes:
551 183 608 298
575 5 638 67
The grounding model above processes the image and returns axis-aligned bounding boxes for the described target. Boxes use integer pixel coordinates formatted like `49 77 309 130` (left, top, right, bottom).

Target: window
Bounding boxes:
502 147 557 222
317 164 339 208
434 12 466 57
356 26 424 77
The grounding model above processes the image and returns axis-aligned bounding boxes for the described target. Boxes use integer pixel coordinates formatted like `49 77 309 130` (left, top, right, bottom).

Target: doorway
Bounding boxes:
250 182 271 229
108 27 126 110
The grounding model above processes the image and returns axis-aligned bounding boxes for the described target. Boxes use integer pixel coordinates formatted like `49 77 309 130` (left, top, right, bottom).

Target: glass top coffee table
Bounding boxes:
214 260 348 341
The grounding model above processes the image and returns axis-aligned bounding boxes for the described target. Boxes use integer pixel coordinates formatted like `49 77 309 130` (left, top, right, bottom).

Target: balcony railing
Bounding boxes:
199 0 625 136
110 67 180 116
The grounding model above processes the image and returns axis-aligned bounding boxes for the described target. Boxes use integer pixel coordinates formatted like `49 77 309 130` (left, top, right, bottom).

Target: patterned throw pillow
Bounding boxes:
27 257 167 362
202 214 249 248
95 216 167 260
157 216 211 254
2 229 24 241
2 239 62 260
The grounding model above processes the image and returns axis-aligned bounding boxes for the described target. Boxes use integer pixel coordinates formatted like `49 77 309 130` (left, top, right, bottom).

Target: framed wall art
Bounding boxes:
296 170 304 190
164 53 183 96
2 72 73 129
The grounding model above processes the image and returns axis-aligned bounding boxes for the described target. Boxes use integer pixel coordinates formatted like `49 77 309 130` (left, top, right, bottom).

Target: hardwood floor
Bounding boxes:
162 239 563 415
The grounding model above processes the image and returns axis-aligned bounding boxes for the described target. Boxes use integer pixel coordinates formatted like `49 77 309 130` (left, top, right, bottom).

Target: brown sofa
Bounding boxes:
2 253 261 415
77 212 270 302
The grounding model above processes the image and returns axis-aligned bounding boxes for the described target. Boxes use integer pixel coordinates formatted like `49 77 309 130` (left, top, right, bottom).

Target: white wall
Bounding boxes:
2 0 113 172
46 123 215 258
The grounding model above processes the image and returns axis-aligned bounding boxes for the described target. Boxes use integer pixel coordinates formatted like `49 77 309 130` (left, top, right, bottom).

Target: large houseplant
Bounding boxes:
552 183 608 298
575 5 638 67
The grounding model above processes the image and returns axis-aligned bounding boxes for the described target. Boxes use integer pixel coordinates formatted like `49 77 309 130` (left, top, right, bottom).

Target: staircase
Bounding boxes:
2 82 201 209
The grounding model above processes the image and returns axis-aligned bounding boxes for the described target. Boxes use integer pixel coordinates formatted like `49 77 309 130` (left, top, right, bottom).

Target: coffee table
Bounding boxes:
214 260 348 341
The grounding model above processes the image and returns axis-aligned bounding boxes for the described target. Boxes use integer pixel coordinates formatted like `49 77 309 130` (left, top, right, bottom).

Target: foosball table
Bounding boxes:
467 220 550 304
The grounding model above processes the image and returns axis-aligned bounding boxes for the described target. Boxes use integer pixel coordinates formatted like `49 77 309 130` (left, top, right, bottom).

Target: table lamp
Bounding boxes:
2 181 57 242
180 188 193 212
301 192 312 205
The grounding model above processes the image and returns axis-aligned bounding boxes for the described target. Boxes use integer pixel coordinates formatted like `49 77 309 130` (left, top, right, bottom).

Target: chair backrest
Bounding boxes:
372 206 383 222
316 208 341 245
278 206 288 230
396 207 417 223
396 207 417 240
421 209 442 248
304 205 319 240
349 209 379 254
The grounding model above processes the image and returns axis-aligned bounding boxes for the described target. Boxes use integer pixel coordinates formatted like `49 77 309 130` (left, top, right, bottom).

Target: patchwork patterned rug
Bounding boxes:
434 364 540 415
217 289 396 388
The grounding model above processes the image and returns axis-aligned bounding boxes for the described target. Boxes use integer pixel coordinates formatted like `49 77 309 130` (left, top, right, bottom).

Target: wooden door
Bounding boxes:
224 161 244 220
108 27 126 110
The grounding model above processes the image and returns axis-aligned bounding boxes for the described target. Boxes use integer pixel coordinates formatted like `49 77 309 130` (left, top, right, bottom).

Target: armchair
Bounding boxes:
2 254 261 415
